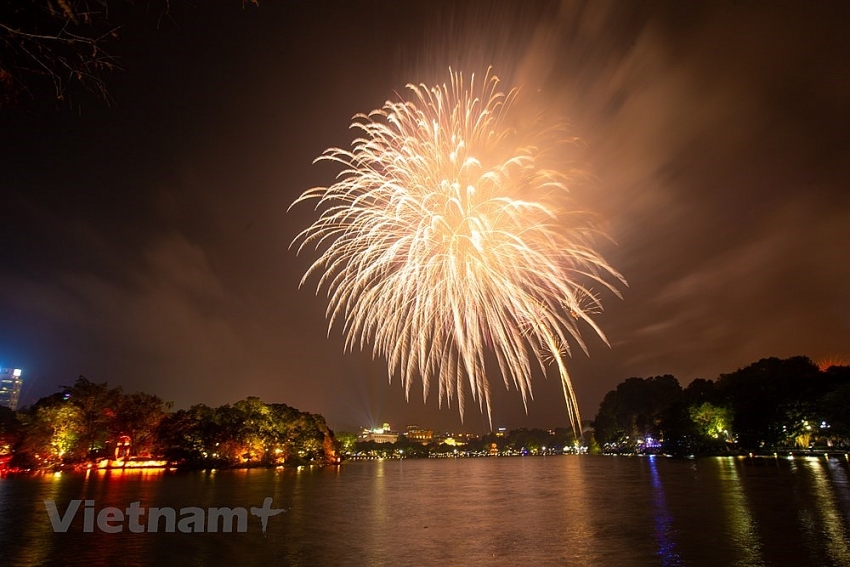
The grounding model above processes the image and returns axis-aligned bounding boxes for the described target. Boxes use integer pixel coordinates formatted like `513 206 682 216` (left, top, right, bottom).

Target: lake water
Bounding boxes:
1 455 850 566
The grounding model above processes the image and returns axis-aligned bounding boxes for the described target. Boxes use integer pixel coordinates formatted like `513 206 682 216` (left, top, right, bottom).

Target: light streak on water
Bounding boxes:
647 456 682 567
803 458 850 567
718 457 765 567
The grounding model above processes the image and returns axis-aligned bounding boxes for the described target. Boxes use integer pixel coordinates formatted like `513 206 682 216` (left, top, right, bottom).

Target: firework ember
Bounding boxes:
291 69 624 432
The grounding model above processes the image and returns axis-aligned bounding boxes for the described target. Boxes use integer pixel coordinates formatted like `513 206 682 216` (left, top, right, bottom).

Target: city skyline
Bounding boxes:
1 2 848 434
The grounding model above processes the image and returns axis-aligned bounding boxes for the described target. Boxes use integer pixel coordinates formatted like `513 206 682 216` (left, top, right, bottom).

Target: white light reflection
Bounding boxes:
718 457 765 566
803 458 850 566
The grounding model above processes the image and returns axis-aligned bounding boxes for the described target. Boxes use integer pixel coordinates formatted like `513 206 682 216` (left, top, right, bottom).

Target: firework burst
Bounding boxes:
817 357 850 372
291 69 624 433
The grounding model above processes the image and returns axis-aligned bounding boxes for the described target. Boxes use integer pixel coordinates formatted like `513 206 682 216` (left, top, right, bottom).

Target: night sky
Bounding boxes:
1 1 848 433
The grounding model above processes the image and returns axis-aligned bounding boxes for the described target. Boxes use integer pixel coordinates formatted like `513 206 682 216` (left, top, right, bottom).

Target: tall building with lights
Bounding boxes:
0 368 23 411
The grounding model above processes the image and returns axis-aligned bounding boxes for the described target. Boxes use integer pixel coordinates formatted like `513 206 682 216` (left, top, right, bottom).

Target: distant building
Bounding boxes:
451 432 479 443
359 423 399 444
0 368 23 411
404 425 433 443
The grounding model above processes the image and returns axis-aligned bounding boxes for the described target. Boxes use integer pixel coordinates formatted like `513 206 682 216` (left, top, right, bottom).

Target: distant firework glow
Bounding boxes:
291 69 624 432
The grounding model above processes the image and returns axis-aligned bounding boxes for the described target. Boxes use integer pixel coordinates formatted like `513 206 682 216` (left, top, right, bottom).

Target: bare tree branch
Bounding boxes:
0 1 259 107
0 1 121 105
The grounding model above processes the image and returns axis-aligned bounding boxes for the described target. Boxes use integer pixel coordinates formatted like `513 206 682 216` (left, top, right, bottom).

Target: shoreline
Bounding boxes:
4 449 850 476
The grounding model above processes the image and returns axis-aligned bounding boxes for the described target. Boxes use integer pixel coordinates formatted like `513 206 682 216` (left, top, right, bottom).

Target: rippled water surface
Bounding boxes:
2 455 850 566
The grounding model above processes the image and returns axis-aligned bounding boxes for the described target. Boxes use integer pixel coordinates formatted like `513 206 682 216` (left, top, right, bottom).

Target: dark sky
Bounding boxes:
1 1 848 434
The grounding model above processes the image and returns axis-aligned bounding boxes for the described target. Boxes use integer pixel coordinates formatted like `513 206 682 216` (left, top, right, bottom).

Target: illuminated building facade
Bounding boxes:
404 425 433 443
359 423 399 444
0 368 23 411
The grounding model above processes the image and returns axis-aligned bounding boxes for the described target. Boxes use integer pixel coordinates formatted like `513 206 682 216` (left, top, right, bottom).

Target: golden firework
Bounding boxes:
291 69 624 433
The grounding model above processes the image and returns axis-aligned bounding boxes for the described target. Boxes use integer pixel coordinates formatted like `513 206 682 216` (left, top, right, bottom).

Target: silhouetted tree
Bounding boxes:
716 357 822 448
593 375 682 447
819 366 850 444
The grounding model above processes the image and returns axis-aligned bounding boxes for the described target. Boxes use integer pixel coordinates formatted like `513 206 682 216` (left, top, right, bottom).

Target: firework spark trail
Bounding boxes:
291 69 624 433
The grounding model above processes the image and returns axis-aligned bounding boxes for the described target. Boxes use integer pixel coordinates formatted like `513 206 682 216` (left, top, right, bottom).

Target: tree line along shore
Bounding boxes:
1 356 847 472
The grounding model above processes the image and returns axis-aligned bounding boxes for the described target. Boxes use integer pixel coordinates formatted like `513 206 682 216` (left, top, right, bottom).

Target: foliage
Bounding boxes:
6 355 848 468
7 381 337 469
0 405 21 455
688 402 732 441
821 381 850 440
66 376 121 458
593 356 850 454
11 376 120 465
114 392 167 456
15 402 84 466
716 356 827 449
154 397 337 467
592 375 682 449
335 431 358 454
